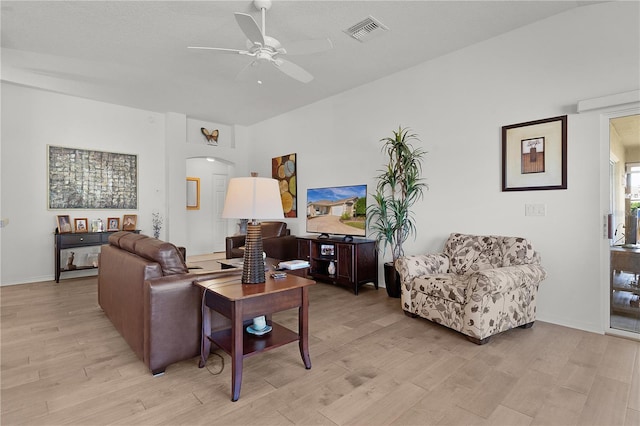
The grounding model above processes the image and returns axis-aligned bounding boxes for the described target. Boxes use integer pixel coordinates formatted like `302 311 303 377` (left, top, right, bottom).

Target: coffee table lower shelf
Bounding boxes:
206 322 299 358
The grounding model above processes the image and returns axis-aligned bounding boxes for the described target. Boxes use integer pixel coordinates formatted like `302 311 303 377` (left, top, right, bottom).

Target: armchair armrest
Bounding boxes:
467 264 547 300
396 253 450 285
262 235 297 261
225 235 246 258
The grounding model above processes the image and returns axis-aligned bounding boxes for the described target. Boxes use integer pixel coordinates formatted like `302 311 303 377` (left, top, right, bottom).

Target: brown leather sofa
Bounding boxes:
225 221 297 260
98 231 240 375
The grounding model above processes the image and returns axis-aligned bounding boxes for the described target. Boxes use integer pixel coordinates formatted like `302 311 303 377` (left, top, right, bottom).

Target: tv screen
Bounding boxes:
306 184 367 239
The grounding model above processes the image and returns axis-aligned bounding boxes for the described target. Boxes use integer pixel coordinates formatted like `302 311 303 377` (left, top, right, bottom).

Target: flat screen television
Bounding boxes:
306 184 367 240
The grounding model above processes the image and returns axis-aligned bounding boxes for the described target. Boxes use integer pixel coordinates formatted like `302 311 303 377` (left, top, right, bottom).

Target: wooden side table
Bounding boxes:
195 273 315 401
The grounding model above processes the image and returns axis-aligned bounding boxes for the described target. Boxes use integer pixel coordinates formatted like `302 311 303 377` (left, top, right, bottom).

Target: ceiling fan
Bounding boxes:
188 0 333 83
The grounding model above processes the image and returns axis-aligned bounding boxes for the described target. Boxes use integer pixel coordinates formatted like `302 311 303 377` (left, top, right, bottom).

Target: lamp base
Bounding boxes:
242 223 265 284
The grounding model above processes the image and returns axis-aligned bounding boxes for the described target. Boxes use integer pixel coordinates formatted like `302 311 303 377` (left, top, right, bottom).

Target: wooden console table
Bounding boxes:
54 230 139 282
195 273 315 401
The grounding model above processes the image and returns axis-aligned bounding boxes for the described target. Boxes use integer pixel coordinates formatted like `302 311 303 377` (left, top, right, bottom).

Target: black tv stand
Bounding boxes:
318 233 330 239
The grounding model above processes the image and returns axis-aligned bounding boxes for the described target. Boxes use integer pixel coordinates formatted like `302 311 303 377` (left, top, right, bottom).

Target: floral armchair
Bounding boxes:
396 233 547 344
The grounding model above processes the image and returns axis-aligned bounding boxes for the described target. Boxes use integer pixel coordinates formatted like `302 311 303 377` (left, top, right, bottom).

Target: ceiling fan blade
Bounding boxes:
273 58 313 83
188 46 248 55
234 13 265 47
235 60 261 82
282 38 333 55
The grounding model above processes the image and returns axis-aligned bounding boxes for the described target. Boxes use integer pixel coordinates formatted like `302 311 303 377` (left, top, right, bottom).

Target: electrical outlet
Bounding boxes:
525 204 546 216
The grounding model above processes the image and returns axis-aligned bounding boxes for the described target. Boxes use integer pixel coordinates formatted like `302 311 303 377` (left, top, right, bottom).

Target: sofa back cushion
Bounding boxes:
499 236 537 266
445 233 502 274
260 221 288 238
135 238 188 276
108 232 188 276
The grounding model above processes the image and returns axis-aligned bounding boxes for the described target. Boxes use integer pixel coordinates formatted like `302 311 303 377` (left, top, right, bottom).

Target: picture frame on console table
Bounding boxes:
502 115 567 191
107 217 120 231
74 218 88 233
57 215 72 233
123 214 137 231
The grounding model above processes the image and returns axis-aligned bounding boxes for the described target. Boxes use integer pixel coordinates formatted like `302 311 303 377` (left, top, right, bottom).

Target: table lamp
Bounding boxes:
221 175 284 284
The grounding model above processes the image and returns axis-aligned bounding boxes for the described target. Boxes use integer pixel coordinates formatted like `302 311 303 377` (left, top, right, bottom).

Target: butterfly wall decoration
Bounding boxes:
201 128 219 145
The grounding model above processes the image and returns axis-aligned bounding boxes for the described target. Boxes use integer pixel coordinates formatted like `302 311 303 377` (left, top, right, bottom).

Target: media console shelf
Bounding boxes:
297 235 378 295
54 230 139 282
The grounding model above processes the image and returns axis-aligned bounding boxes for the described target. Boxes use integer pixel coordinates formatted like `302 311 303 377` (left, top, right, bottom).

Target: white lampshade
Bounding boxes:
222 177 285 220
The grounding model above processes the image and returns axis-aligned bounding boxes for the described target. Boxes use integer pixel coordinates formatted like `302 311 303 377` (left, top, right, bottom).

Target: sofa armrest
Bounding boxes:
143 269 242 374
225 235 246 258
396 253 450 285
467 264 547 300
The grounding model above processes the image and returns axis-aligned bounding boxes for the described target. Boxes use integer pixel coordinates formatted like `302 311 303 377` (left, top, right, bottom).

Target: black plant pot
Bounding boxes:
383 262 401 298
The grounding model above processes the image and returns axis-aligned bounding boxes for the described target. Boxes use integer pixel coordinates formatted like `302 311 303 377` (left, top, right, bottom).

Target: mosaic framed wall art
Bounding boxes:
48 146 138 209
272 153 297 218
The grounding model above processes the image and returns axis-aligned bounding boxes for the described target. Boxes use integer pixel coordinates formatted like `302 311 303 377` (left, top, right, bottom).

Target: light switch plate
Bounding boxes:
525 204 546 216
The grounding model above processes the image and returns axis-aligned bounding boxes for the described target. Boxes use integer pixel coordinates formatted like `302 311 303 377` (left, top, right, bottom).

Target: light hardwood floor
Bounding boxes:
1 277 639 425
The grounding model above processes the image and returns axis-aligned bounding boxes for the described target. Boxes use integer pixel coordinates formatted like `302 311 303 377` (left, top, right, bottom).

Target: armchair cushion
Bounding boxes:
445 233 501 274
499 236 538 266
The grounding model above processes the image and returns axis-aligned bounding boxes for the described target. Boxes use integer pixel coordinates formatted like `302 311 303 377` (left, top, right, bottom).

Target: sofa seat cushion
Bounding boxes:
413 273 469 304
445 233 502 274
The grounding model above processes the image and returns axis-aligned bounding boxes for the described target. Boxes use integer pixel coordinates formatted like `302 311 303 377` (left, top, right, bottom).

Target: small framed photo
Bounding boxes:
123 214 137 231
57 215 72 234
502 115 567 191
107 217 120 231
320 244 335 256
74 218 88 233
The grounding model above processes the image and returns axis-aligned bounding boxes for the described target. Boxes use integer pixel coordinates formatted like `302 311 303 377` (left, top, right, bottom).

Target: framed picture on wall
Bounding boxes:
74 218 88 233
272 153 297 217
502 115 567 191
123 214 137 231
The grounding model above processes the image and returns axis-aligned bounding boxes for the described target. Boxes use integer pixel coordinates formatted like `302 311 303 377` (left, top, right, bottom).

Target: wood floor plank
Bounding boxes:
2 275 639 425
578 375 629 426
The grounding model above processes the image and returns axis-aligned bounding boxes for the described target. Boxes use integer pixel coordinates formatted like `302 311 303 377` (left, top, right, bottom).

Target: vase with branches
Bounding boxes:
367 126 427 297
152 211 163 239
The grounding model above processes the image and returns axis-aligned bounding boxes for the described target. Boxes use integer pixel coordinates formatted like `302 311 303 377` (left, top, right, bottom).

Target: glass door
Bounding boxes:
609 114 640 335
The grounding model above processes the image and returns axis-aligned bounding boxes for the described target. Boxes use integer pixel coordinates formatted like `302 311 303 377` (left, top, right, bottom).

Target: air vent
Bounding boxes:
344 16 388 42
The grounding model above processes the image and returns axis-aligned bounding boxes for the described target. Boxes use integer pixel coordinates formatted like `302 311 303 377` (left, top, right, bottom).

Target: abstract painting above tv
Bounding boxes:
306 184 367 238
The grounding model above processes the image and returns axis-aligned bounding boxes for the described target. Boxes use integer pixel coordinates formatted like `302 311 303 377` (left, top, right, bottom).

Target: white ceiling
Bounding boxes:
1 1 602 125
611 115 640 148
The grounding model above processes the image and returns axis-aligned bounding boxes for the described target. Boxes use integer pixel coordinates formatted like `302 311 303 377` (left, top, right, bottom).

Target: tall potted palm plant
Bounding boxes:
367 126 427 297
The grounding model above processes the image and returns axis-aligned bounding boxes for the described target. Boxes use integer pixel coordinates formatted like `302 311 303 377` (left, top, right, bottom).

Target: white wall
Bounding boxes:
247 2 640 333
0 87 248 285
1 84 166 284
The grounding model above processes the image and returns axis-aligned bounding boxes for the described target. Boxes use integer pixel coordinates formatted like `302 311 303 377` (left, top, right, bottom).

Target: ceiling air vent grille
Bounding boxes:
344 16 388 42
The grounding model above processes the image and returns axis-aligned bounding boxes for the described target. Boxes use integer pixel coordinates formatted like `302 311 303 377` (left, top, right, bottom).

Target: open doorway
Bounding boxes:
185 157 231 255
609 114 640 335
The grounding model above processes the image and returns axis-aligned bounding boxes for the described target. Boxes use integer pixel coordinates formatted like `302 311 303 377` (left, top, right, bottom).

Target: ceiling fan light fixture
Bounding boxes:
344 16 388 42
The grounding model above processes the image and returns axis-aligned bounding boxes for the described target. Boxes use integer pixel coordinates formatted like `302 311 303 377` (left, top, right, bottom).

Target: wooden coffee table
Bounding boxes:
195 273 315 401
